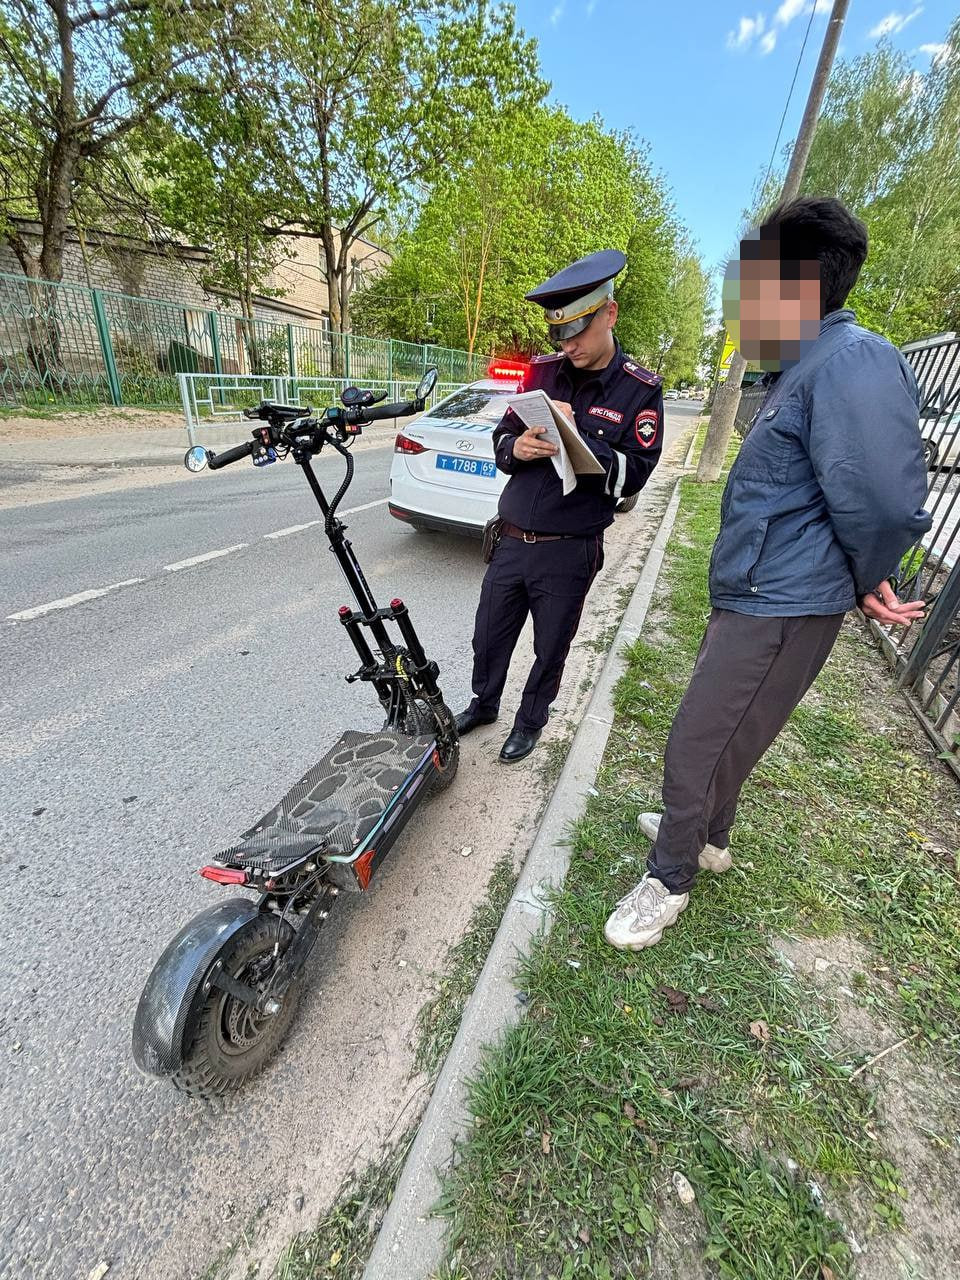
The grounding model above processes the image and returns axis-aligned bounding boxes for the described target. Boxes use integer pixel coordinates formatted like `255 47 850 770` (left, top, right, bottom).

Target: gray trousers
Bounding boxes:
648 608 844 894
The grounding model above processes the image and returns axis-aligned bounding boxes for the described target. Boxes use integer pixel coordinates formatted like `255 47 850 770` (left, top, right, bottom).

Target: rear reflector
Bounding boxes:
200 865 248 885
395 433 427 455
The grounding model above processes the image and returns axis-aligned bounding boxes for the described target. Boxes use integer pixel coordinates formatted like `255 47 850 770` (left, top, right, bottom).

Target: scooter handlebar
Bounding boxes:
207 440 255 470
355 399 421 424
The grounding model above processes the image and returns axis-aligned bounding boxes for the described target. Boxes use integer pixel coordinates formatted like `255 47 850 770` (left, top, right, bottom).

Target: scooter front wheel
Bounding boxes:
171 915 300 1098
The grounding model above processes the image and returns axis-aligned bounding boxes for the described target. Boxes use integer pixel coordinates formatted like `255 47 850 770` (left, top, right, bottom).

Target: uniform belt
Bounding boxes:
501 522 577 544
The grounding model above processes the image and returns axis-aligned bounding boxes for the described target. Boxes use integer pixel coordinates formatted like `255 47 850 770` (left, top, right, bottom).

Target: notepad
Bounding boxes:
506 390 605 496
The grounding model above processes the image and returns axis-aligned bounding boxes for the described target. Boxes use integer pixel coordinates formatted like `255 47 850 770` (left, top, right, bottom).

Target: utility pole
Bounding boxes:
696 0 850 483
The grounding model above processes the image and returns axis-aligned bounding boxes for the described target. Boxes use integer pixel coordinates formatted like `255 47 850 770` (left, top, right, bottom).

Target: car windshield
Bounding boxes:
429 387 514 423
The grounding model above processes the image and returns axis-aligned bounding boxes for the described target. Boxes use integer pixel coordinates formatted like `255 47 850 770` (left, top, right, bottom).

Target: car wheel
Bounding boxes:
616 493 640 513
922 438 938 470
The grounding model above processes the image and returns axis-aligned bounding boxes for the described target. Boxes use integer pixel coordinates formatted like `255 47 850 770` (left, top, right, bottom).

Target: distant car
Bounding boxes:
665 389 680 400
388 360 639 537
920 411 960 469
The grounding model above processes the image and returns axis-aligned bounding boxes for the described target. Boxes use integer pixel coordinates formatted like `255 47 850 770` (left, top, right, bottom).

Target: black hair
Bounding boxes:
745 197 869 314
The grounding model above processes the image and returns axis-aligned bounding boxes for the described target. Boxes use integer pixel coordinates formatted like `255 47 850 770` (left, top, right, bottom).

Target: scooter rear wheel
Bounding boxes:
171 915 300 1098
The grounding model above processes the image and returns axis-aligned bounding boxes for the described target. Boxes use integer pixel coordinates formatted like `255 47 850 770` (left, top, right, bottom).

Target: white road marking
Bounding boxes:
163 544 248 572
10 498 388 623
263 519 322 539
6 578 144 622
341 498 389 516
261 498 387 539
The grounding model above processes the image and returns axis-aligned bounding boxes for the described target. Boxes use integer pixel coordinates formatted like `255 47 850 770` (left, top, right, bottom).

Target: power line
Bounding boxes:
760 3 820 200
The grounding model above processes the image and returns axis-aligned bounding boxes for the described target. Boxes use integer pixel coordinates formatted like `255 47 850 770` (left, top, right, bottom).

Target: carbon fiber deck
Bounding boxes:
220 729 433 869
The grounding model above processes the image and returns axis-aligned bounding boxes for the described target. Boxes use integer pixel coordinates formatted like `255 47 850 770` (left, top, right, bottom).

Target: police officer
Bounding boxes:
456 250 664 762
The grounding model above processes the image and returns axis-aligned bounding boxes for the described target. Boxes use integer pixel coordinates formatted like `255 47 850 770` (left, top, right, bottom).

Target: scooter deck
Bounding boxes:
220 729 434 870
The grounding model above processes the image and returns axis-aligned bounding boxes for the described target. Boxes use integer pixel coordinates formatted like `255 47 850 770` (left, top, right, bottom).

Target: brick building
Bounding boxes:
0 219 391 328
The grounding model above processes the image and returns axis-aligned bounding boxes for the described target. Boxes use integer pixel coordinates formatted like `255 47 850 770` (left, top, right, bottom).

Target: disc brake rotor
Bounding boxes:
218 949 280 1051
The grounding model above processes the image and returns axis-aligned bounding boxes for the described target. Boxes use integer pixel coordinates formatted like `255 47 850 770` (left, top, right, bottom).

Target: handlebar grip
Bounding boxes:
359 400 418 423
207 440 254 470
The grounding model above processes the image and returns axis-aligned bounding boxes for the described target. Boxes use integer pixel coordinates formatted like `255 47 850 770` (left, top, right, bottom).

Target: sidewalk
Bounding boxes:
0 411 418 470
364 457 960 1279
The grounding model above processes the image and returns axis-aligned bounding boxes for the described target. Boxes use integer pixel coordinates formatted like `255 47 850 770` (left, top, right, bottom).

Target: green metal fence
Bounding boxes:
0 270 491 410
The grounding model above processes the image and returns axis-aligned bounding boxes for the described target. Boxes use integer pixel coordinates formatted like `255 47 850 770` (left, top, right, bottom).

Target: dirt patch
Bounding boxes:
0 405 184 440
774 933 960 1280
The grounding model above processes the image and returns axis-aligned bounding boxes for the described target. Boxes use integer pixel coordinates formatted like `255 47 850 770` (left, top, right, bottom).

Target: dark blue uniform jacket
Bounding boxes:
492 341 664 536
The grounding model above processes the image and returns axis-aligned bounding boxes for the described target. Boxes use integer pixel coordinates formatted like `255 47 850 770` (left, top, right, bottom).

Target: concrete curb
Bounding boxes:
363 477 685 1280
4 455 183 471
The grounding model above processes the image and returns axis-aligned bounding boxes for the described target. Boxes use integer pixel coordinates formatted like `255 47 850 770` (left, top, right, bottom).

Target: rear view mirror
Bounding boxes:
184 445 208 473
416 367 438 401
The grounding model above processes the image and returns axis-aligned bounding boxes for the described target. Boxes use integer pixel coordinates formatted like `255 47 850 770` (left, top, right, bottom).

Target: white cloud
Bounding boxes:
775 0 805 23
727 13 765 51
918 41 950 62
549 1 564 24
760 30 778 53
774 0 831 26
869 7 923 39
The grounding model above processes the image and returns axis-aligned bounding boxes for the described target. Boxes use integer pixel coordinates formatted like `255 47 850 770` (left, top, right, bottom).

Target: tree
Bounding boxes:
796 22 960 344
275 0 544 340
656 253 710 387
0 0 216 284
354 107 681 360
146 1 293 370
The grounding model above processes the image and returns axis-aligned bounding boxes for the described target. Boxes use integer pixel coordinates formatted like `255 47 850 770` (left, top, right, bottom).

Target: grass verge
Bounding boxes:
434 469 960 1279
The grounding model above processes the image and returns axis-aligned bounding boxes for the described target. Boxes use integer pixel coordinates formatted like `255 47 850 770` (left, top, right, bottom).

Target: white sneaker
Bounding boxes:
637 812 733 874
603 875 689 951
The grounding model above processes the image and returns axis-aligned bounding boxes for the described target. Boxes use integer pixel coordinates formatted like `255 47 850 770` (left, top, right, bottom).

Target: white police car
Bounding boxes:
388 359 637 536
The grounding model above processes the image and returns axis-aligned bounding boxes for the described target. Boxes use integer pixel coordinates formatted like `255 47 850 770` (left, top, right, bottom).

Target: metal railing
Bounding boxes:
0 270 491 410
178 373 467 445
868 332 960 775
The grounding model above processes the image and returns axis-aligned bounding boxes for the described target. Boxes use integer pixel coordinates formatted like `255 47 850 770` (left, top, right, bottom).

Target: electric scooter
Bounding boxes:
132 368 458 1098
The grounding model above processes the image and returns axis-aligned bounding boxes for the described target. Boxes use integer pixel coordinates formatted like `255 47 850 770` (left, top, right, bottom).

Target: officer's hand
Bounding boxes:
514 426 559 462
551 400 574 421
860 580 926 625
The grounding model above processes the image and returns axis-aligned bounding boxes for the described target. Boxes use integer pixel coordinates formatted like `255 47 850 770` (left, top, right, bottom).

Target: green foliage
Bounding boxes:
796 23 960 343
353 106 697 365
277 0 544 332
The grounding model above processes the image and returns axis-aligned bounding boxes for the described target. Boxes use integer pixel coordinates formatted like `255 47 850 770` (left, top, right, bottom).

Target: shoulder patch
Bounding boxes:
531 352 565 364
622 359 662 386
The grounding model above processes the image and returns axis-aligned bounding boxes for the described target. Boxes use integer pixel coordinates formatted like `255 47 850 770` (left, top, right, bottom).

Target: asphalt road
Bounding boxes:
0 406 695 1279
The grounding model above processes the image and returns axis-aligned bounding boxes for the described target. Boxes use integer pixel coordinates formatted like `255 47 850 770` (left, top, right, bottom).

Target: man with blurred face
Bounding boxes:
603 196 932 952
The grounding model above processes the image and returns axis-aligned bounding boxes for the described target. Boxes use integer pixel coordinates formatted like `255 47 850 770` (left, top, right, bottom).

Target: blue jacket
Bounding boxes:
493 342 664 536
709 310 932 616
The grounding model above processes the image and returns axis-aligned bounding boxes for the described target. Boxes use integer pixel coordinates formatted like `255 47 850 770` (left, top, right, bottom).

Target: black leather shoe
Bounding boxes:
498 728 541 763
455 707 499 735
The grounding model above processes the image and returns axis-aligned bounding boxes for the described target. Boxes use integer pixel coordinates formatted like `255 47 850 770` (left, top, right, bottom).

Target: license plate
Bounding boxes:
435 453 496 478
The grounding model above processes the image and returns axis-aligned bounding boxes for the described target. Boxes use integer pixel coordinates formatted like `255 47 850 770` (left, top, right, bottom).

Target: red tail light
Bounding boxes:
200 865 248 885
395 433 427 455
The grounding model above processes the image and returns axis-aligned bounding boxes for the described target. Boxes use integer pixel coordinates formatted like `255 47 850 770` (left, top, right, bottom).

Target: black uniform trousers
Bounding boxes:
648 608 844 894
467 532 604 734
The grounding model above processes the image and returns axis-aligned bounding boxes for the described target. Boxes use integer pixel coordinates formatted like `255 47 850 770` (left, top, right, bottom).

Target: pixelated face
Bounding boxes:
558 300 618 370
722 229 821 370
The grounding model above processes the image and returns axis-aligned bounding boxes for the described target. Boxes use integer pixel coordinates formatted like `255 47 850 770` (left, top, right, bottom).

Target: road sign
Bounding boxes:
717 335 737 382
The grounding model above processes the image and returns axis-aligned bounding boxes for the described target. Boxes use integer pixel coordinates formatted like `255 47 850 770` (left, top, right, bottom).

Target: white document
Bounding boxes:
506 389 605 496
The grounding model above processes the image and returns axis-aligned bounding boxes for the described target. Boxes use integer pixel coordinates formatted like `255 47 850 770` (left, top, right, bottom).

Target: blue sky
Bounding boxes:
510 1 958 296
